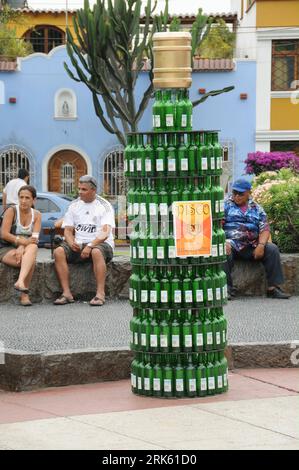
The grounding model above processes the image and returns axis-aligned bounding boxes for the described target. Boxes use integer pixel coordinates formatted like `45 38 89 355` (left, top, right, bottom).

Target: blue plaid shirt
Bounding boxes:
223 196 270 251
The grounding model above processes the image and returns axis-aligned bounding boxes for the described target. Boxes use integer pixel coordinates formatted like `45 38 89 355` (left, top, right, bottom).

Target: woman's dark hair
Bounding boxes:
18 185 37 199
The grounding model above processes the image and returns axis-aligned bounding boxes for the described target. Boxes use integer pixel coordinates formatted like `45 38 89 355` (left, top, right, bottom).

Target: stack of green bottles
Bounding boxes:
130 308 227 353
124 131 223 178
128 87 228 398
131 351 228 398
152 89 193 132
130 220 226 265
129 266 228 308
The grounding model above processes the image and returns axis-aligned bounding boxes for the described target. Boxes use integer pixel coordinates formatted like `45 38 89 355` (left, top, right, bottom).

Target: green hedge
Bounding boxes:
252 169 299 253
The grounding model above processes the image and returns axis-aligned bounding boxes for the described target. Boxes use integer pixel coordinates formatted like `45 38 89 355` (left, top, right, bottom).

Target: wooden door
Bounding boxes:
48 150 87 193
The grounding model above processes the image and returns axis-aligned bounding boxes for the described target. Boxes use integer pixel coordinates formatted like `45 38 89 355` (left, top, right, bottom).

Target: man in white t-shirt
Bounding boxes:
2 169 29 209
53 175 115 306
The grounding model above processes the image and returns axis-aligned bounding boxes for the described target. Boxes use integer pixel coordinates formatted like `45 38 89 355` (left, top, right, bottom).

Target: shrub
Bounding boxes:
245 151 299 175
252 169 299 253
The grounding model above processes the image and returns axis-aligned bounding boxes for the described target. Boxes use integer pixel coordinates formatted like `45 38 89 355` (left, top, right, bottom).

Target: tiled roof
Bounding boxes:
0 60 18 72
193 58 235 71
15 8 77 14
141 58 235 72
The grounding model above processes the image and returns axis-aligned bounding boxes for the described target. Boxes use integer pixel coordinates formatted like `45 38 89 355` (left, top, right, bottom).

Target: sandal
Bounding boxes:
89 296 105 306
53 295 75 305
20 300 32 307
14 284 29 294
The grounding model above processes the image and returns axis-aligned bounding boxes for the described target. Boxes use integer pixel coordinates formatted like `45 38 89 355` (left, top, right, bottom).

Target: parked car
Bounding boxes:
0 192 73 246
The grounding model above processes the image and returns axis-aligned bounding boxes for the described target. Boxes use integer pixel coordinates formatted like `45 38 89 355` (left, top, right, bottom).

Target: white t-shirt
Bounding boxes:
63 197 115 249
3 178 28 205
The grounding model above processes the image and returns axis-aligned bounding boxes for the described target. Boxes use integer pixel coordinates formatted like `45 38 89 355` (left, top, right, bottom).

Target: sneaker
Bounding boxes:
267 287 290 299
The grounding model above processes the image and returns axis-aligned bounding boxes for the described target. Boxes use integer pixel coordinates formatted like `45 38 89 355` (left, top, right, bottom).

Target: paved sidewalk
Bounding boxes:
0 297 298 353
0 369 298 450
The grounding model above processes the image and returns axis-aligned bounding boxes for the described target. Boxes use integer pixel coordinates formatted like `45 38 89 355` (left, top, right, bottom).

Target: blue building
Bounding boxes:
0 46 255 197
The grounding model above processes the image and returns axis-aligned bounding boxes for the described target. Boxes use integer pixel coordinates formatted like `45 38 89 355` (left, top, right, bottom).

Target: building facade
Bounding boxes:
0 7 256 197
232 0 299 154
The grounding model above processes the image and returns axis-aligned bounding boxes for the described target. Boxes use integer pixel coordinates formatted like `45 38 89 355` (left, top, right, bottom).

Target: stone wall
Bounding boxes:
0 254 298 304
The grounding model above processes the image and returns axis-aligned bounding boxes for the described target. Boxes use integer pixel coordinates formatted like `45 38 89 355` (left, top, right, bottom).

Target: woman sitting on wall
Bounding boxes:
0 186 41 306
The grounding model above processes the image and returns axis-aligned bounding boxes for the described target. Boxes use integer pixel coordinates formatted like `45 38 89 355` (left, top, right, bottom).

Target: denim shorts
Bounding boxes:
61 241 113 265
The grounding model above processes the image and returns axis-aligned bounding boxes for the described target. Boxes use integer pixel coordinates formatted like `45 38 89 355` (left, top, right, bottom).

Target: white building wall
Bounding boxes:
234 1 257 59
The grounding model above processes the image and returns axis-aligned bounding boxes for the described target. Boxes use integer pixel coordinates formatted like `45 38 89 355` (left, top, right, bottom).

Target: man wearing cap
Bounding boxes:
223 178 289 300
53 175 115 306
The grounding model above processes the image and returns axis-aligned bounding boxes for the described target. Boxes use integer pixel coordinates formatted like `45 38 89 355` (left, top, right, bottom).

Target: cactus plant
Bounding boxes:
65 0 234 145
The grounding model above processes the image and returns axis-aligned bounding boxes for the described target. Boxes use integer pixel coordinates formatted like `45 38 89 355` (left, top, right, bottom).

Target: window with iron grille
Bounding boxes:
61 162 75 195
24 26 65 54
0 146 30 192
272 40 299 91
270 140 299 156
102 148 126 196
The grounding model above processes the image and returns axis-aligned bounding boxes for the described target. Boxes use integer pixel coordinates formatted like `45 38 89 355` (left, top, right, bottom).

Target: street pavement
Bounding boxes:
0 297 298 353
0 369 298 450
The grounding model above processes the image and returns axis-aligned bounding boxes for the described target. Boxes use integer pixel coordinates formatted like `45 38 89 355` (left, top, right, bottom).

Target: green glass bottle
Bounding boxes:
186 354 197 397
213 176 225 218
163 89 175 131
214 351 223 394
184 89 193 131
203 309 214 351
187 133 197 175
137 356 145 395
182 266 193 307
131 353 139 393
156 235 167 263
140 309 151 351
197 132 208 176
205 132 214 175
212 307 222 349
130 134 138 177
130 309 139 350
182 309 193 353
206 352 216 396
140 267 149 307
147 225 157 264
160 310 171 353
205 268 215 307
160 267 170 308
212 266 222 306
136 134 145 177
150 311 160 353
163 355 174 398
219 350 228 392
168 222 176 266
193 266 204 307
143 354 154 396
177 133 189 176
155 133 166 177
129 267 140 307
171 309 181 353
192 310 204 352
158 179 169 225
175 89 185 130
166 133 177 174
171 266 182 308
148 180 159 223
144 134 155 177
124 134 132 177
149 266 160 308
175 354 185 398
196 353 207 397
153 354 163 397
127 180 136 222
212 131 222 176
216 223 226 262
153 90 164 131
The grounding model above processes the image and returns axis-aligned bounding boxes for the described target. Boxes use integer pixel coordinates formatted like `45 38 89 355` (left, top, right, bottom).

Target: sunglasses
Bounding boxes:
232 190 246 196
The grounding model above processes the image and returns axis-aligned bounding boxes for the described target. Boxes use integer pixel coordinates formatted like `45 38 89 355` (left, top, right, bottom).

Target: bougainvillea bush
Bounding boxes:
252 169 299 253
245 151 299 175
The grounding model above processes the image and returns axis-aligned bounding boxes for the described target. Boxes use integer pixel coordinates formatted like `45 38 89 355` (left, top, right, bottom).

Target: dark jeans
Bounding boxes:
223 242 284 290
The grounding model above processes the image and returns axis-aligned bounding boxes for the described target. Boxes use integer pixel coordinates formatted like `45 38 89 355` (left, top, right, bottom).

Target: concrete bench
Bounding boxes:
0 254 298 304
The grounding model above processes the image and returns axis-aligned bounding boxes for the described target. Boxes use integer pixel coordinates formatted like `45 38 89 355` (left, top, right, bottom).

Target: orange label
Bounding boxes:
173 200 212 257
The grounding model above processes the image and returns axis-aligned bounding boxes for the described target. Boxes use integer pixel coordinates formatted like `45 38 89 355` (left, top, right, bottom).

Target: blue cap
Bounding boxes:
232 178 252 193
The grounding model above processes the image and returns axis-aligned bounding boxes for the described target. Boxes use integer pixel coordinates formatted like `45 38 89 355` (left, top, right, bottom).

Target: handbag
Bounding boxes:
0 206 17 247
